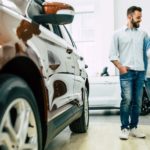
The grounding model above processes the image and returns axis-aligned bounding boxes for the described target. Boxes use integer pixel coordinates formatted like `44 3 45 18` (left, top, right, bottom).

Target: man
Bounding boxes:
109 6 148 140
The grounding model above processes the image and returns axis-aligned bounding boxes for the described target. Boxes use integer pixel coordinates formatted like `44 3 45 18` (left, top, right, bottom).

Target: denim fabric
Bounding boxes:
145 78 150 99
120 70 145 129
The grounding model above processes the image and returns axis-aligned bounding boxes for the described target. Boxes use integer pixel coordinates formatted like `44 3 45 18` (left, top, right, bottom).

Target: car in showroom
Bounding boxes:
89 67 150 115
0 0 89 149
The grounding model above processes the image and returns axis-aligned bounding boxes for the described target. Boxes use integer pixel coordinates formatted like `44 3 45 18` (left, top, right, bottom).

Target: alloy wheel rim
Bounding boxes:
0 98 38 150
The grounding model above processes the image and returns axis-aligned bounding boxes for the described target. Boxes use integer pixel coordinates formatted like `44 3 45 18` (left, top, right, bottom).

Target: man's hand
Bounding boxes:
118 66 128 75
111 60 129 74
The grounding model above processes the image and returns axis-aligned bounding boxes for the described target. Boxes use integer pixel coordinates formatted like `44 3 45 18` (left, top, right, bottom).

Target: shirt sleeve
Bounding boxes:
143 36 150 70
145 37 150 50
109 32 119 61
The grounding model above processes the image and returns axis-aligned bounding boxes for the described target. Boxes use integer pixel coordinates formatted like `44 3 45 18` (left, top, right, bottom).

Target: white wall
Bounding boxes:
93 0 115 76
66 0 115 76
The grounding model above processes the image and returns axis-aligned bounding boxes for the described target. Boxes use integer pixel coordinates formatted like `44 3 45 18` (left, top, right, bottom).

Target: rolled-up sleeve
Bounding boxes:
109 33 119 61
144 37 150 69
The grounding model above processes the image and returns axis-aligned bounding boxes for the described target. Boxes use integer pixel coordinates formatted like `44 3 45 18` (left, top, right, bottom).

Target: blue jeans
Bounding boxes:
119 70 145 129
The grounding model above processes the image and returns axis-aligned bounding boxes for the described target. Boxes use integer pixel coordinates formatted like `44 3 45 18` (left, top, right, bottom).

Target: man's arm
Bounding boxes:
109 32 128 75
111 60 128 74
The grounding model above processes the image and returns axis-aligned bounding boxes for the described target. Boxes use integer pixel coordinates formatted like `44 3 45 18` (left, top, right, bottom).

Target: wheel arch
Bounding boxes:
0 56 48 146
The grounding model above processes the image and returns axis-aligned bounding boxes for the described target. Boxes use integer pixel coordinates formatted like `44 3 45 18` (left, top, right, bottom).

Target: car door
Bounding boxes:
44 24 76 110
59 25 86 105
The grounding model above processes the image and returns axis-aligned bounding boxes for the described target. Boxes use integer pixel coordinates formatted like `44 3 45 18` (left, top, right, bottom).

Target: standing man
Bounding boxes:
109 6 147 140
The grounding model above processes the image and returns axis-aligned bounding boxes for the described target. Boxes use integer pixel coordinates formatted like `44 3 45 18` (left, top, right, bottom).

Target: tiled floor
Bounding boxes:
46 110 150 150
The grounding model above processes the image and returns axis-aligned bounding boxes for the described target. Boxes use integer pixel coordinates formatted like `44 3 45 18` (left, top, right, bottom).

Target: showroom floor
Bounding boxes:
46 110 150 150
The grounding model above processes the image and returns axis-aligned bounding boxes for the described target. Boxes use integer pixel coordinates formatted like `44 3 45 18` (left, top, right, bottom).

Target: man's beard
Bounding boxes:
131 18 140 28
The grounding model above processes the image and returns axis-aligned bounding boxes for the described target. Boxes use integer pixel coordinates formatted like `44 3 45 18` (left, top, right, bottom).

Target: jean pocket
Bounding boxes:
120 71 128 76
120 71 129 79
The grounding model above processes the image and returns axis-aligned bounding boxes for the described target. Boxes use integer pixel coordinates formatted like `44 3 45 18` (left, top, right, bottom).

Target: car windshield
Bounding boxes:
0 0 29 15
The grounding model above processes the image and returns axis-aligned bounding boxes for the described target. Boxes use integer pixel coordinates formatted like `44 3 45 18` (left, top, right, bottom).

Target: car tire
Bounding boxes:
141 88 150 115
69 88 89 133
0 74 42 150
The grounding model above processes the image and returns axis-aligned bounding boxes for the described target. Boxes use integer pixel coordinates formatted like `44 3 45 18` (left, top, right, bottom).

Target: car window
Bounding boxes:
52 24 63 38
41 23 51 30
64 26 77 48
59 25 76 48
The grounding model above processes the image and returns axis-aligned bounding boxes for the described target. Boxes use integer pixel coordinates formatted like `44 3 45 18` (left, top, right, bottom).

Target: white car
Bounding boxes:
89 67 150 115
0 0 89 149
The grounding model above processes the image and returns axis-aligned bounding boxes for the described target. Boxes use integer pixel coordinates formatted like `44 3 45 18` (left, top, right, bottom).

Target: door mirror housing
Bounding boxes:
33 2 75 25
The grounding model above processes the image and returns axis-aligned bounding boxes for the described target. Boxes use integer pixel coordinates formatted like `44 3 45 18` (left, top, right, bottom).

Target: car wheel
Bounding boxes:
0 74 42 150
69 88 89 133
141 88 150 115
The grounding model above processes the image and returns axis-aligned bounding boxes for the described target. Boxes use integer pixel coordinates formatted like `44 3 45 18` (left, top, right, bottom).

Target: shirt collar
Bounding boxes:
123 26 138 31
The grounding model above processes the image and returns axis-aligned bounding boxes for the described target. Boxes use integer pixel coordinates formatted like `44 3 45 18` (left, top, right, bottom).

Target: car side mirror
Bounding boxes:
33 2 75 25
101 67 109 76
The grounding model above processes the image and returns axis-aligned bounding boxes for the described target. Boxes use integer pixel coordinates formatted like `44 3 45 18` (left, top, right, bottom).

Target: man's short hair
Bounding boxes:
127 6 142 16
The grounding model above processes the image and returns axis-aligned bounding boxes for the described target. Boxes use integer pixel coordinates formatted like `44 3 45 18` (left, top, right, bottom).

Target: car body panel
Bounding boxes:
46 104 82 148
89 76 121 109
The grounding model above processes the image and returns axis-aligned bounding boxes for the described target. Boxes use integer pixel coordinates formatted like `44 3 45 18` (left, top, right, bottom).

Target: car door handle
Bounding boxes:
66 48 73 54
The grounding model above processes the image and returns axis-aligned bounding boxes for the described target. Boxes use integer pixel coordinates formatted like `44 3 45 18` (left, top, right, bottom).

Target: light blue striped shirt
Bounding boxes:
109 26 148 71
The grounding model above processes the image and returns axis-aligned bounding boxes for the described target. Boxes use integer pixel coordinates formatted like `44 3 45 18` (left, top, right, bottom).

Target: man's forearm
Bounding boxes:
111 60 122 70
111 60 128 74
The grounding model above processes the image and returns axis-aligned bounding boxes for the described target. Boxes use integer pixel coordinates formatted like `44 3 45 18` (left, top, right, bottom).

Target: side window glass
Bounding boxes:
64 26 77 48
59 25 75 47
42 24 51 30
52 25 63 38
